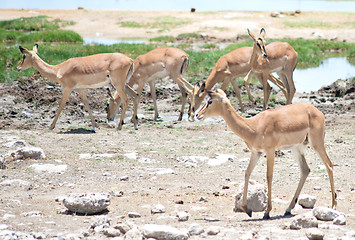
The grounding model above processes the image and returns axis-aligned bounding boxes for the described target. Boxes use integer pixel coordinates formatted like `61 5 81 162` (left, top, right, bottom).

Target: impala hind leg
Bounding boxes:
285 145 310 216
241 151 261 217
148 80 159 121
77 89 96 132
50 87 72 130
178 86 188 121
263 149 275 219
312 142 337 209
230 79 244 112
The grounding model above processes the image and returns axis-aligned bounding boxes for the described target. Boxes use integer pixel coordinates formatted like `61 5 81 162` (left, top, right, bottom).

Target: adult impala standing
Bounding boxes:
17 44 138 131
196 88 336 219
107 47 194 125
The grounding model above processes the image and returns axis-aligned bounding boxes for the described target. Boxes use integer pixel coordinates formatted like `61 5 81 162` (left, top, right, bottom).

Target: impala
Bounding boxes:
107 47 194 124
244 28 298 110
196 88 336 219
17 44 138 131
188 46 288 120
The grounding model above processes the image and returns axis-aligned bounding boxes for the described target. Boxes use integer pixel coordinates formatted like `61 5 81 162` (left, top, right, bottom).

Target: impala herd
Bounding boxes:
17 28 336 219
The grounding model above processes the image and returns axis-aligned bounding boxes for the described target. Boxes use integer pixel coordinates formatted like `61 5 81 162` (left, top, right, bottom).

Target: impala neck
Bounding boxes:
248 44 259 69
32 54 59 82
221 101 255 141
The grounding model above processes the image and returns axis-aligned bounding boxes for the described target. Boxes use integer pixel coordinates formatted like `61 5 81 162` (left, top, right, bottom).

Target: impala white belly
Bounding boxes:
147 69 168 82
74 78 111 89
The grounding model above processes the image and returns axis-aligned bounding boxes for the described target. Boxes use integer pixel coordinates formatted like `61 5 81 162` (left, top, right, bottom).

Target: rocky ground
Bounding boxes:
0 75 354 239
0 8 354 240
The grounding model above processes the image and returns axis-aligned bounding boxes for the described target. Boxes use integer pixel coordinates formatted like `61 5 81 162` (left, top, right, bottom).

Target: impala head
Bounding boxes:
196 87 228 121
106 88 120 121
17 44 39 72
188 82 204 121
247 28 268 59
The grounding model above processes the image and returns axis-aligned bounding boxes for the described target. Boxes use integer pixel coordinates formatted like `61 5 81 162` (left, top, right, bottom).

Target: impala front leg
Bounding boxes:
244 70 255 103
50 87 73 130
241 151 261 217
77 89 96 132
148 80 159 121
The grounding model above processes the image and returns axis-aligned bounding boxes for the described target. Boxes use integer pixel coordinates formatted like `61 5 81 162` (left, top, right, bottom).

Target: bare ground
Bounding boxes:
0 9 355 240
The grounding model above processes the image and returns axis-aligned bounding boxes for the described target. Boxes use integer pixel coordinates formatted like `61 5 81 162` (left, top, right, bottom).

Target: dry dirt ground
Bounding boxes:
0 9 354 240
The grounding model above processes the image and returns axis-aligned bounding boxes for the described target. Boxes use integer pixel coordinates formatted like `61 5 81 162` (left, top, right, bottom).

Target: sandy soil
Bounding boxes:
0 9 354 42
0 9 354 240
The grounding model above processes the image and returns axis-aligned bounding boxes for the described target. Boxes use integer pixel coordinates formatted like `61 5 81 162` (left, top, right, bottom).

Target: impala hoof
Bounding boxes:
263 212 270 220
284 210 292 216
246 209 252 217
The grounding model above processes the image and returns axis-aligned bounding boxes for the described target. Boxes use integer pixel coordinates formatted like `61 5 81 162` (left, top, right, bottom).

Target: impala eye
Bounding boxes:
207 100 212 105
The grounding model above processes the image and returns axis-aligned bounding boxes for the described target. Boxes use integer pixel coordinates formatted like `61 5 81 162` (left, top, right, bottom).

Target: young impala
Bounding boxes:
17 44 137 131
244 28 298 110
196 88 336 219
106 47 194 125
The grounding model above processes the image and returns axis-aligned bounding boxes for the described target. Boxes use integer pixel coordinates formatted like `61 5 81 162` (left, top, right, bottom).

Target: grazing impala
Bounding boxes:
17 44 138 131
244 28 298 110
188 47 288 120
196 88 336 219
107 47 194 124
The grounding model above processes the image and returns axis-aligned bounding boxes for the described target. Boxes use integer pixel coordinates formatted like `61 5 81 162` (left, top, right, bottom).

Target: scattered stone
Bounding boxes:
151 204 166 214
142 224 188 240
234 180 267 212
206 226 220 235
103 227 121 237
298 194 317 208
119 176 129 181
29 163 67 174
63 193 110 214
114 223 131 234
312 207 345 221
21 211 43 217
125 226 143 240
333 214 346 225
305 228 324 240
176 211 189 222
0 179 30 187
3 214 15 220
8 146 45 160
0 155 6 169
188 223 204 236
290 212 318 230
128 212 141 218
199 196 207 202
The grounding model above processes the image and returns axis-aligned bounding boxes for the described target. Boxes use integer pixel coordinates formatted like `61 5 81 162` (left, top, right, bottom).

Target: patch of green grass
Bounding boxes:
149 35 175 43
119 16 189 31
177 33 199 38
201 43 218 49
119 21 145 28
18 30 83 43
0 15 74 31
283 20 332 29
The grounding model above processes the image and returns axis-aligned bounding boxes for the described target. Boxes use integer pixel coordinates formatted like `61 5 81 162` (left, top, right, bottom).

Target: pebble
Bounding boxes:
63 193 110 214
306 228 324 240
151 204 166 214
176 211 189 222
128 212 141 218
298 194 317 208
234 180 267 212
142 224 188 240
188 223 204 236
312 207 345 221
290 212 318 229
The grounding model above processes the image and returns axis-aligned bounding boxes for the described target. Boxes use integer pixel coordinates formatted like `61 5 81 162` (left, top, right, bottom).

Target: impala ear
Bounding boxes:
19 46 25 53
217 89 227 97
33 44 38 53
247 28 256 41
260 28 266 38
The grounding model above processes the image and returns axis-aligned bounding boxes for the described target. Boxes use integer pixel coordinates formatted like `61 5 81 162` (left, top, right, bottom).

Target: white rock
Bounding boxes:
305 228 324 240
3 214 15 220
0 224 8 230
312 207 345 221
63 193 110 214
298 194 317 208
290 212 318 229
234 180 267 212
128 212 141 218
151 204 166 214
188 223 204 236
29 163 67 173
125 226 143 240
142 224 188 240
103 227 121 237
176 211 189 221
8 146 45 160
333 214 346 225
4 140 26 148
206 226 220 235
21 211 42 217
